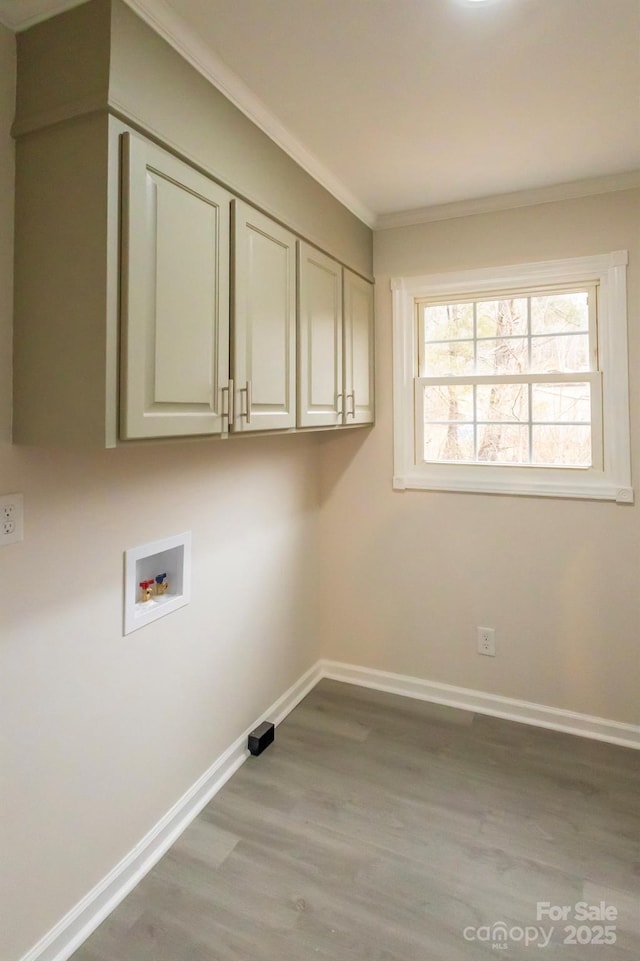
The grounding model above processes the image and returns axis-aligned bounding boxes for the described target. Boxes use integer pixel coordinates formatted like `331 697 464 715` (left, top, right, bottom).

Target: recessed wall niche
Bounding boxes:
124 532 191 635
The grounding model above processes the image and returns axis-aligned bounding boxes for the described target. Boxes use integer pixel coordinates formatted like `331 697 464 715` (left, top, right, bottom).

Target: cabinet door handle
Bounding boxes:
228 378 234 426
221 383 230 436
336 393 343 418
242 380 252 424
347 392 356 418
222 378 234 433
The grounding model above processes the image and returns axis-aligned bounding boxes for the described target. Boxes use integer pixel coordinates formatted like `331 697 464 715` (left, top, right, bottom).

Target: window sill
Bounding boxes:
393 466 633 503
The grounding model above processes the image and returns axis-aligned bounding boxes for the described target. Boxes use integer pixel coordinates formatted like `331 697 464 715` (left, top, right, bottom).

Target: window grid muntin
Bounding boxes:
423 330 588 346
417 372 599 469
418 284 595 378
417 285 597 468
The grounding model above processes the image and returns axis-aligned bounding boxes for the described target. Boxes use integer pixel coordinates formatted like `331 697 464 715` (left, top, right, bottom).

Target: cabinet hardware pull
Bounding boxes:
242 380 252 424
347 392 356 418
222 378 234 433
336 393 343 417
221 379 233 433
221 384 230 436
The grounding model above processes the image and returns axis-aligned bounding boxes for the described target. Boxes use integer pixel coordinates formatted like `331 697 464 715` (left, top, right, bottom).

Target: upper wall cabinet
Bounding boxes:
13 113 121 448
297 243 343 428
297 243 375 429
120 133 232 439
12 2 373 448
343 268 375 425
231 201 297 433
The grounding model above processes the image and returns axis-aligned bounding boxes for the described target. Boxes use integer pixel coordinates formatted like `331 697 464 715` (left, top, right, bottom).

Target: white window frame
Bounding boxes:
392 251 633 502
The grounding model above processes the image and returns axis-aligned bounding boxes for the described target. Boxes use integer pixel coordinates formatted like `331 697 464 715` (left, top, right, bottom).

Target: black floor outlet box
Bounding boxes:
248 721 275 756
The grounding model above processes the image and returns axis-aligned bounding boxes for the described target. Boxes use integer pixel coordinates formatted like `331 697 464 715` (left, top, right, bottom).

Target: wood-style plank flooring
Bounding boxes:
71 680 640 960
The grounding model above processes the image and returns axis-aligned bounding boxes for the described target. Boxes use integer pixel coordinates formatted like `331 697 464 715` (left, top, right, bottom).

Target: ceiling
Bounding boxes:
1 0 639 226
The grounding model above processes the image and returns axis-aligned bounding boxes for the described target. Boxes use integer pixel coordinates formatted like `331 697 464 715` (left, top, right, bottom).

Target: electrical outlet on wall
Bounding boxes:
0 493 24 546
477 626 496 657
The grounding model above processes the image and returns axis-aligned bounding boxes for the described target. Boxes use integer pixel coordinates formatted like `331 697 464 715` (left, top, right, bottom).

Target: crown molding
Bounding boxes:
122 0 376 227
375 169 640 230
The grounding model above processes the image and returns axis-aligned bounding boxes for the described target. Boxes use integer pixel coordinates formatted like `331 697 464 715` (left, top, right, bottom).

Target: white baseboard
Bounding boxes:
20 661 322 961
320 660 640 750
19 656 638 961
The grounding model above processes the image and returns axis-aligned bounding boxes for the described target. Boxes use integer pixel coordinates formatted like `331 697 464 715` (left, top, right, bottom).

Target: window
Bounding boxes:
392 252 632 501
419 289 598 468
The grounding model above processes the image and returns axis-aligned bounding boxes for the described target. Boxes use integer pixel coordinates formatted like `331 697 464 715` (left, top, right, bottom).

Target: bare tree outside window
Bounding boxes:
421 290 592 467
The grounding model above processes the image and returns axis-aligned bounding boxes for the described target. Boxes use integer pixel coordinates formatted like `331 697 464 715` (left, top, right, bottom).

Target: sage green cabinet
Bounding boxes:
297 243 344 428
120 133 232 439
231 201 297 433
13 117 372 447
343 268 375 425
12 3 373 449
297 242 374 429
13 113 122 448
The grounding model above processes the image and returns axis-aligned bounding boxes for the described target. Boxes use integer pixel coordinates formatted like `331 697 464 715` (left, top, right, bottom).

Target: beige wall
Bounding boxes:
0 22 13 442
319 189 640 727
0 28 323 961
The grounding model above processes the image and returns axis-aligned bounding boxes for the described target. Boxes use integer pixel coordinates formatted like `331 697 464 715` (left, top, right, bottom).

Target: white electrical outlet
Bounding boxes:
0 493 24 546
477 626 496 656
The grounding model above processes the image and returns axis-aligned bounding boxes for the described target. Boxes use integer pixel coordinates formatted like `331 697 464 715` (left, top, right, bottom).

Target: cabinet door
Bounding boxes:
120 133 231 439
297 242 343 428
232 201 296 432
343 269 375 425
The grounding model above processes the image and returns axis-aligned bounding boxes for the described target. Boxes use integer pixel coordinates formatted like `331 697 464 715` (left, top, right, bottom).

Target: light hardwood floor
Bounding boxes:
71 680 639 960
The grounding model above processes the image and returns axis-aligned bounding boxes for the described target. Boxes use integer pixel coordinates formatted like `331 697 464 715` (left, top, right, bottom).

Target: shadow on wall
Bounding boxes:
317 426 373 502
0 430 321 633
